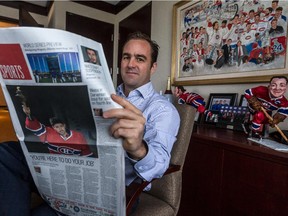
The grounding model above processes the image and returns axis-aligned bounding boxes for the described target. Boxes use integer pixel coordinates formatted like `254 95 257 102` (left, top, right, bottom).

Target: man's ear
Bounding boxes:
150 62 157 75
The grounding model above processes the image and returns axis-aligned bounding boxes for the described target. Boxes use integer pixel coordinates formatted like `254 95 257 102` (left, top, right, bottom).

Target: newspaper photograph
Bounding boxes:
0 27 125 216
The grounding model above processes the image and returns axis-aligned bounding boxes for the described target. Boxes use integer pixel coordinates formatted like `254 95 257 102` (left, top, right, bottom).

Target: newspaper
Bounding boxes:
0 27 125 216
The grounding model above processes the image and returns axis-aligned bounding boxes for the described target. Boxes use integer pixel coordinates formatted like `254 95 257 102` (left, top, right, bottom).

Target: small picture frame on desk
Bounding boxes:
216 105 250 131
202 93 238 125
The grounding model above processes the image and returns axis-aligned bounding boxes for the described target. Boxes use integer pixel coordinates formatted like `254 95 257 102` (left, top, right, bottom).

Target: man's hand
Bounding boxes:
103 94 147 161
247 96 262 111
22 104 31 116
269 113 286 127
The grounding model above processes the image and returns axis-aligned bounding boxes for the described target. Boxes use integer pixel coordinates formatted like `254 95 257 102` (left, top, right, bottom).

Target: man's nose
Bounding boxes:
128 58 136 67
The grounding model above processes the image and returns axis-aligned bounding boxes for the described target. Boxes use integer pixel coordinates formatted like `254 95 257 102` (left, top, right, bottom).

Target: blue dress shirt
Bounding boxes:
116 82 180 186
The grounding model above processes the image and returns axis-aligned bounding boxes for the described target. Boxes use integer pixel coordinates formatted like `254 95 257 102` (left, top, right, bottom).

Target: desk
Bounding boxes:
178 125 288 216
0 108 17 142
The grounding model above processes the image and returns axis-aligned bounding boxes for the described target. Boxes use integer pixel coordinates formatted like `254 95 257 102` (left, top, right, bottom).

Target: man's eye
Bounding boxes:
137 58 144 62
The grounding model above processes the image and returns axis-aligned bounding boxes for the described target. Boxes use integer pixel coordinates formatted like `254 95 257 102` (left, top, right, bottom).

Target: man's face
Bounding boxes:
121 39 157 93
272 2 278 9
275 10 282 18
269 78 287 98
87 49 97 63
52 123 67 136
255 15 260 22
247 23 251 30
271 20 277 28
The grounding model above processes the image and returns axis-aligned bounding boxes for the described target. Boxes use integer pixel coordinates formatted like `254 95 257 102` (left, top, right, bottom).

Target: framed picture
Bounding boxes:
217 105 250 132
206 93 238 111
239 94 248 107
171 0 288 86
203 93 237 124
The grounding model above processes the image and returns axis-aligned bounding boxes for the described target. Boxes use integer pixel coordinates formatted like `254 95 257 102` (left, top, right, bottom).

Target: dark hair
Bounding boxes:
49 117 65 126
212 21 218 28
177 85 186 92
270 76 288 84
267 7 273 13
123 31 160 65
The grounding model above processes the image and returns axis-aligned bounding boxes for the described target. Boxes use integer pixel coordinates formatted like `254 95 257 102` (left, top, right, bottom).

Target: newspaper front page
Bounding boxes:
0 27 125 216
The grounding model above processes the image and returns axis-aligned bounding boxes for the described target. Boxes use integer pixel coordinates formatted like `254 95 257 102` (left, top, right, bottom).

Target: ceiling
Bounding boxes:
0 0 133 15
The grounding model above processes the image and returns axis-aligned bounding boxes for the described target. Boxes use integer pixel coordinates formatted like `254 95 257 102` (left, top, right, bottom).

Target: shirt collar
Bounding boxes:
116 82 154 99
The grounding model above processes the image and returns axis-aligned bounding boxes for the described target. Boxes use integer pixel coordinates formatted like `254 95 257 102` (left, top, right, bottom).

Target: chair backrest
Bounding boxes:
145 103 196 215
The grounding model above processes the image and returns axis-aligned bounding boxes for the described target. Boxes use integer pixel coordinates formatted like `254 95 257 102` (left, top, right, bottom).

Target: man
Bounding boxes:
244 76 288 138
85 47 100 65
214 49 225 69
269 18 284 36
234 40 248 66
206 18 223 47
22 104 93 156
0 32 180 215
221 38 232 64
240 22 257 54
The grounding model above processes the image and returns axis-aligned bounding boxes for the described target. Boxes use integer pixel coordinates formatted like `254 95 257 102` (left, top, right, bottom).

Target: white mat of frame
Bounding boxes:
248 138 288 153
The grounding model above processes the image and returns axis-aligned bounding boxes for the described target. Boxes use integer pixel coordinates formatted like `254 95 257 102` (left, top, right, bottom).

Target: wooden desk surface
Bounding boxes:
193 124 288 162
0 107 18 142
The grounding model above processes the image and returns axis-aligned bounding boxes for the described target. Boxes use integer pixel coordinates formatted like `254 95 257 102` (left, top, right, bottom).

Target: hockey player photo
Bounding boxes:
175 0 288 80
6 85 98 157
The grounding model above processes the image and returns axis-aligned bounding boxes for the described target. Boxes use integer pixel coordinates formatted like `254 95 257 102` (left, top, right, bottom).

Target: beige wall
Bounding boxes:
0 0 287 130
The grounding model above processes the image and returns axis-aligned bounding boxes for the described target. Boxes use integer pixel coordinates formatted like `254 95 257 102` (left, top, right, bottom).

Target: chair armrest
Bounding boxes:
126 164 181 215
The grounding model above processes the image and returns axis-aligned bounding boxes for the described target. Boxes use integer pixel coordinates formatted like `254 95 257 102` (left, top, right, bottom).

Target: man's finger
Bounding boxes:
110 94 142 115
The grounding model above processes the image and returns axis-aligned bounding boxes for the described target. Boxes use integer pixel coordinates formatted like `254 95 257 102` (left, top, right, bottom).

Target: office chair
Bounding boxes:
126 103 196 216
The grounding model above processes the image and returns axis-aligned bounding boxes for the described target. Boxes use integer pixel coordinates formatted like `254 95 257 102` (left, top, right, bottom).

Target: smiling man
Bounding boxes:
103 32 180 187
244 76 288 137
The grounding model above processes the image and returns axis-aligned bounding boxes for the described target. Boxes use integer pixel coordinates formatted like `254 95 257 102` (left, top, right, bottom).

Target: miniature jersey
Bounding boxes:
178 91 206 113
25 118 93 156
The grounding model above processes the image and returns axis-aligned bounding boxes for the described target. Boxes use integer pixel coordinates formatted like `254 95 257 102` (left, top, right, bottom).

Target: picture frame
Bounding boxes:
216 105 250 132
171 0 288 86
204 93 237 124
207 93 238 111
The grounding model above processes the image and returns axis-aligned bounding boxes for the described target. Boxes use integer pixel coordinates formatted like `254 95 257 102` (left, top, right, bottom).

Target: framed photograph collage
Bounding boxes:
203 93 250 132
171 0 288 85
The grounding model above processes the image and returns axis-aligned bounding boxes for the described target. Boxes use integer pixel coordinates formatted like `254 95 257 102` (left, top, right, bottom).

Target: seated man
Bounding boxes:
0 32 180 215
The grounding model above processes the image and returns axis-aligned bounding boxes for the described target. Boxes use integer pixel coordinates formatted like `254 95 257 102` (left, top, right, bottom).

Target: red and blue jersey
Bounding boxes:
25 118 93 156
178 91 206 113
244 86 288 116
